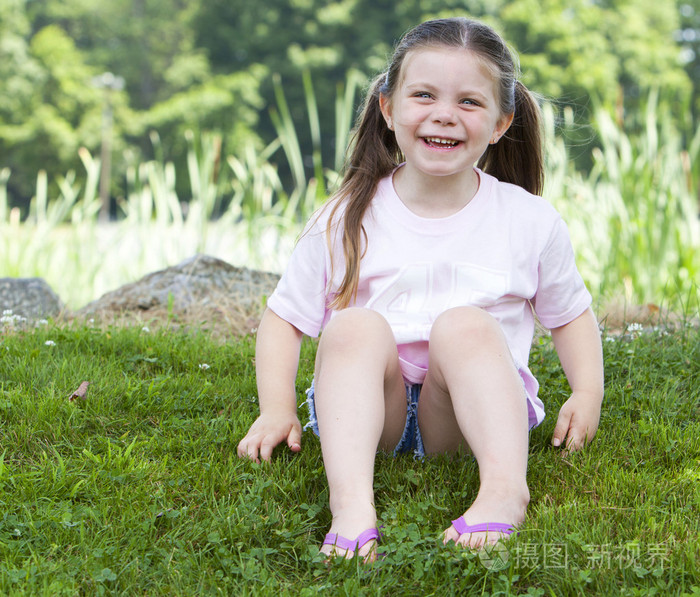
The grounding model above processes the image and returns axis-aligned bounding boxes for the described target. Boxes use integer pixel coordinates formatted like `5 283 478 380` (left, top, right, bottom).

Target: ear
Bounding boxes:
491 112 514 144
379 93 393 130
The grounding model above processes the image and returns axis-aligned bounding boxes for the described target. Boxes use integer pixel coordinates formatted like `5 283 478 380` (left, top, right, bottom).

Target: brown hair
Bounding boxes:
326 17 544 309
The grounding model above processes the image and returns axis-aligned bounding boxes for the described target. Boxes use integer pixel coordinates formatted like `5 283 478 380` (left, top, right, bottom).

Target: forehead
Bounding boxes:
398 46 498 85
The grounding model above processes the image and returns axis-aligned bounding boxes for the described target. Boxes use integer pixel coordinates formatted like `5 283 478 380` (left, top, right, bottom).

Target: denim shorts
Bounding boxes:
304 381 426 459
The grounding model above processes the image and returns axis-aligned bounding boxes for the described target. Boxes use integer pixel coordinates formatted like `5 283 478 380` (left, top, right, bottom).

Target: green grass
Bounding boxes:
0 319 698 595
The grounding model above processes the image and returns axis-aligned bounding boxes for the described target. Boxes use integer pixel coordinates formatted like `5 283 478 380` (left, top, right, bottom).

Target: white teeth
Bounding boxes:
425 137 459 146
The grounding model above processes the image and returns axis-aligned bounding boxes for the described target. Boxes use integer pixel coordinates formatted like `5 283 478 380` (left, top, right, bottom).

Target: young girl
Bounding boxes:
237 17 604 561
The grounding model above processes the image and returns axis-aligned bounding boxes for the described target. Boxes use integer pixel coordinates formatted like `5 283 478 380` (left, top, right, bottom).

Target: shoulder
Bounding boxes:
307 174 390 232
481 170 558 217
478 168 547 206
301 195 347 239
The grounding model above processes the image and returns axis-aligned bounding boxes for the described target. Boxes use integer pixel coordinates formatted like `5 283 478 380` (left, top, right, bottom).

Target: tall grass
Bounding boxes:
0 72 365 310
544 92 700 310
0 82 698 315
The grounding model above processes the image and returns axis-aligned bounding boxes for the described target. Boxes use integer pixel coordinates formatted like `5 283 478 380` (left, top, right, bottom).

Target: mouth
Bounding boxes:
423 136 461 149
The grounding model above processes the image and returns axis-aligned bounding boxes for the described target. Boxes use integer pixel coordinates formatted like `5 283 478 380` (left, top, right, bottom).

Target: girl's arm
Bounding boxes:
549 307 604 453
237 308 304 462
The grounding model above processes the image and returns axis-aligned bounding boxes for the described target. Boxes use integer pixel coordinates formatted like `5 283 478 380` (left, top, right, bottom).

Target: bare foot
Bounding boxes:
443 483 529 549
320 503 380 562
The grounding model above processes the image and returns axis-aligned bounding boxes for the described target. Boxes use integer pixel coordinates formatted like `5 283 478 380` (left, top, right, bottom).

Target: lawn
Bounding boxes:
0 316 698 595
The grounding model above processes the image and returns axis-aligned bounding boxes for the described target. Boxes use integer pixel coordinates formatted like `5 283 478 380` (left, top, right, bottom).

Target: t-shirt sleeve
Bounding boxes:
266 225 330 338
532 216 592 329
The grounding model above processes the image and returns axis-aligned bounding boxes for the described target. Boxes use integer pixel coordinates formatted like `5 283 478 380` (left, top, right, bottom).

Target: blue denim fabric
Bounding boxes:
304 380 425 459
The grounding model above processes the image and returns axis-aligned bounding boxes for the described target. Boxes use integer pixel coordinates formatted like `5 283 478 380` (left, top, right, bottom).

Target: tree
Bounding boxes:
0 4 104 206
1 0 266 208
193 0 692 173
678 2 700 116
29 0 203 109
1 0 695 209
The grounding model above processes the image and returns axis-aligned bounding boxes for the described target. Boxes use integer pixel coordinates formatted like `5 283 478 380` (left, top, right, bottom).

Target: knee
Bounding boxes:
429 306 503 349
318 308 393 353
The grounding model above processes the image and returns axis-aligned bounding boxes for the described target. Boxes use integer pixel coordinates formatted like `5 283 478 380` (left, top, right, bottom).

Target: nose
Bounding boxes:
432 102 456 126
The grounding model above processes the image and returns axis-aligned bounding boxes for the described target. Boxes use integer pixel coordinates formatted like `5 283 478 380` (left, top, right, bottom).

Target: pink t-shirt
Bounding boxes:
267 168 592 427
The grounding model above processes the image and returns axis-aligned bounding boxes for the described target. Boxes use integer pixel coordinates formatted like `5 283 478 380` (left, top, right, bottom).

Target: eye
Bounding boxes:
460 98 480 106
413 91 433 99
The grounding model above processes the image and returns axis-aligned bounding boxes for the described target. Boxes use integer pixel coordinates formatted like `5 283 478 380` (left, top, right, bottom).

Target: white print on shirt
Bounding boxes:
365 262 510 344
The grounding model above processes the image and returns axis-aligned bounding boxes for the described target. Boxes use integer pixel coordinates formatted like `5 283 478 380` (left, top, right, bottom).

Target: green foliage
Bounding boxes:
1 0 695 209
500 0 691 108
0 321 697 594
678 3 700 115
1 0 267 208
29 0 202 109
132 67 266 201
544 91 700 307
501 0 621 103
2 82 697 315
0 10 103 203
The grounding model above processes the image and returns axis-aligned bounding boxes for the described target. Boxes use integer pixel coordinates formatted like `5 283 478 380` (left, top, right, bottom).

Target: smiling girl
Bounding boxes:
237 17 604 562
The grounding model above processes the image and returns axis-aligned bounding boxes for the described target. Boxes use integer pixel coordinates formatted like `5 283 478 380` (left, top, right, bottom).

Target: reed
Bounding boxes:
543 93 699 312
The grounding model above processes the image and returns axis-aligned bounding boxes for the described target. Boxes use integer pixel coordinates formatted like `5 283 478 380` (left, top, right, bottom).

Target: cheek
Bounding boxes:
393 107 424 127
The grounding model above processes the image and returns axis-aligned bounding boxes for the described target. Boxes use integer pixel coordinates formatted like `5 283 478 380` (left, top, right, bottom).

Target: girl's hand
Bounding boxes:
551 390 602 454
237 412 302 463
549 308 604 455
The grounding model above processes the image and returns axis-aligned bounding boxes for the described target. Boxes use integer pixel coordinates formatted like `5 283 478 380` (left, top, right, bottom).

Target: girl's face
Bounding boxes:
380 46 513 183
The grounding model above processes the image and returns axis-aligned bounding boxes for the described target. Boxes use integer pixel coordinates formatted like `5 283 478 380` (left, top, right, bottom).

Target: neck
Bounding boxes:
392 165 480 218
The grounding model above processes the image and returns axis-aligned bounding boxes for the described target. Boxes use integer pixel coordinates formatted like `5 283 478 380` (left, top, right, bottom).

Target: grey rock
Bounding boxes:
0 277 64 320
77 254 280 318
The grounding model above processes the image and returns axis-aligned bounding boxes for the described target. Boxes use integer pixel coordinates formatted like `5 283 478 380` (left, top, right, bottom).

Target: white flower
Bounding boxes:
198 363 210 370
141 326 150 333
627 323 644 332
45 340 56 346
1 311 25 325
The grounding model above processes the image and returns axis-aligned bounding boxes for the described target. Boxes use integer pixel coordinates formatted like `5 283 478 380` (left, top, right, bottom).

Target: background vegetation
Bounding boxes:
1 0 698 207
0 4 698 594
0 0 698 313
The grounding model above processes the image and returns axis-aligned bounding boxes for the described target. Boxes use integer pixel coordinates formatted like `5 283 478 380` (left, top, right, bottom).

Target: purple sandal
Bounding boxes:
451 517 516 537
322 527 381 556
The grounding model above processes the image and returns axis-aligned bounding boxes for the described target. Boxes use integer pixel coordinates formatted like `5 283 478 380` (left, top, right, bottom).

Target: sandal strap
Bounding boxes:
323 527 380 552
451 518 515 536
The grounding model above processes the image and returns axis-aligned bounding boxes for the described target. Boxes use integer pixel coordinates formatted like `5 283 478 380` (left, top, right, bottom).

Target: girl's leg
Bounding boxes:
417 307 531 548
313 308 407 560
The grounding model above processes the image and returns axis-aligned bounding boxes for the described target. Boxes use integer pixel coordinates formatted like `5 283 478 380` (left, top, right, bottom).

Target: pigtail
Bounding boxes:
477 81 544 196
326 74 402 309
342 74 402 182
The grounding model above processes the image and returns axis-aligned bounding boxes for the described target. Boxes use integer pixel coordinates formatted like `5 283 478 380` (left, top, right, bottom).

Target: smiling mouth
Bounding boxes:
423 136 460 148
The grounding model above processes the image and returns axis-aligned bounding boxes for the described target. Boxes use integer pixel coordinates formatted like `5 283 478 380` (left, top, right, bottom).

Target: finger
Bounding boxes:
259 436 280 462
564 421 597 455
287 425 302 453
247 445 261 462
562 434 580 455
551 409 573 448
567 426 593 453
561 435 584 456
237 438 260 462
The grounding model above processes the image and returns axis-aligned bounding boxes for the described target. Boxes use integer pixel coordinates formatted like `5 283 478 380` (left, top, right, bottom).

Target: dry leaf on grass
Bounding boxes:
69 381 90 401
